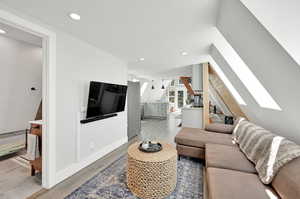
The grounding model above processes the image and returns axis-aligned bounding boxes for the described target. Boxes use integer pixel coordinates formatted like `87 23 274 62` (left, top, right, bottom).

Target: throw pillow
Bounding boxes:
232 117 246 142
256 137 300 184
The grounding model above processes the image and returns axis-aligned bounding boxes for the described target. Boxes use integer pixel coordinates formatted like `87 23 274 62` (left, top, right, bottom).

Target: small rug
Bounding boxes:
65 156 203 199
0 131 26 157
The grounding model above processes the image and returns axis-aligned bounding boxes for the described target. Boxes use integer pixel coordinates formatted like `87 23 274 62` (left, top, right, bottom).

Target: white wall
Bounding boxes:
141 79 169 103
55 31 128 175
192 64 203 91
0 35 42 134
0 5 128 185
240 0 300 66
215 0 300 143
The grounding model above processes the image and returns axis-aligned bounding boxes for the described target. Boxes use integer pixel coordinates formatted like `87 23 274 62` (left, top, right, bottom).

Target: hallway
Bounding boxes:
140 113 182 145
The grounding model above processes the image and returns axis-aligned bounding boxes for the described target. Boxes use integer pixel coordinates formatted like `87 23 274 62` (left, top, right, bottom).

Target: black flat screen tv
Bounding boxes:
86 81 127 118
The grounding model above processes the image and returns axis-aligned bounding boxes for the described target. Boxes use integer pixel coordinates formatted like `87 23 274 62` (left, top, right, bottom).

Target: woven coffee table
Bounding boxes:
127 142 177 199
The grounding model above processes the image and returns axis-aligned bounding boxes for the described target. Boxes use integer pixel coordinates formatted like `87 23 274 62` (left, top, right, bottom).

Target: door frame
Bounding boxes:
0 8 57 188
127 81 141 140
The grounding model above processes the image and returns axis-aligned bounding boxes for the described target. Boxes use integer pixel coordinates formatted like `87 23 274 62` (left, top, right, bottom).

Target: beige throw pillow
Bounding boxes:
232 117 246 142
234 120 300 184
256 137 300 184
236 121 273 164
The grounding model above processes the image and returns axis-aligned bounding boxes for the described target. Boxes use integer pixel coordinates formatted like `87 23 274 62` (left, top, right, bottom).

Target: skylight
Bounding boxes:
208 57 247 105
213 31 281 110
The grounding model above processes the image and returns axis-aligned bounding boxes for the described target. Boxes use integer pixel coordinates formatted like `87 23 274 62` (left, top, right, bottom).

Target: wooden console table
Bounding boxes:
28 120 43 176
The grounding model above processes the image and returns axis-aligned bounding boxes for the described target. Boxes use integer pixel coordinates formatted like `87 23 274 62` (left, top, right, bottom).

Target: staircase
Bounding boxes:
180 76 195 95
208 66 247 119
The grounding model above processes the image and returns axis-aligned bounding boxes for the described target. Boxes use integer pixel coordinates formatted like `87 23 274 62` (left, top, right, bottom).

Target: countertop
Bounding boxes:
182 106 203 110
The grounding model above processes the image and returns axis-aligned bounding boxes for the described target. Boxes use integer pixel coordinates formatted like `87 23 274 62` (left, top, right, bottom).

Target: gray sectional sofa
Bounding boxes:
175 122 300 199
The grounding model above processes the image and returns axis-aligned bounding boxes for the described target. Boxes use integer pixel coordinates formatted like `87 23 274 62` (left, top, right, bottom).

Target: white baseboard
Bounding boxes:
55 136 128 184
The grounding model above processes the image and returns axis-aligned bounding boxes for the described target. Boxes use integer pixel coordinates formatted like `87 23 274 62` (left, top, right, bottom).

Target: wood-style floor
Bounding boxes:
31 114 182 199
0 155 42 199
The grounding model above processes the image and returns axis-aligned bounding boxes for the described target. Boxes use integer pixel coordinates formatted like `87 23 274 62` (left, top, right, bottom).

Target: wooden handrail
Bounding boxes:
180 76 195 96
208 64 247 119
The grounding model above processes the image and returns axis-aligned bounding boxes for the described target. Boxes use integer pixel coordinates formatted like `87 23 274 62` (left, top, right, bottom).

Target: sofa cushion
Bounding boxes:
232 117 246 140
256 137 300 184
272 157 300 199
206 143 257 174
175 127 234 148
205 123 234 134
176 144 205 159
207 168 279 199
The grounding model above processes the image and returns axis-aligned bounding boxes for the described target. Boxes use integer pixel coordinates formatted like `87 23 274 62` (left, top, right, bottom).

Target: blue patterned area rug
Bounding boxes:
65 155 203 199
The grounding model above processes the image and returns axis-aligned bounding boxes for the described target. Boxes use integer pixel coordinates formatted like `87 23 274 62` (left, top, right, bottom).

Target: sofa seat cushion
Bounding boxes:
207 168 279 199
175 128 234 148
206 144 257 174
272 157 300 199
176 144 205 159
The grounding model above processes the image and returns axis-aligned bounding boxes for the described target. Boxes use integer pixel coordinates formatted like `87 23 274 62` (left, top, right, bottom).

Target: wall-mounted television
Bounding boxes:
86 81 127 119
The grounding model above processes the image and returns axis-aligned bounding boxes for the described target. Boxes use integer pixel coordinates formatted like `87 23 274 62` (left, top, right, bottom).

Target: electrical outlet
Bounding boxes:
90 142 95 151
80 106 87 113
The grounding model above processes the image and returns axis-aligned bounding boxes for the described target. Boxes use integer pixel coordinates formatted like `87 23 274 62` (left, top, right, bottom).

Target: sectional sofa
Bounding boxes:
175 121 300 199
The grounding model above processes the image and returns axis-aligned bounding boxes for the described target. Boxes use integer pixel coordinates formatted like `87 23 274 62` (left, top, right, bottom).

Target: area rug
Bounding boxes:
65 155 203 199
0 132 26 157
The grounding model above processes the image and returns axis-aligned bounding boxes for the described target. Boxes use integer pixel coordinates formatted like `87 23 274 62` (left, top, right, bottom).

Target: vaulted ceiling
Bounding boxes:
2 0 300 144
0 0 219 76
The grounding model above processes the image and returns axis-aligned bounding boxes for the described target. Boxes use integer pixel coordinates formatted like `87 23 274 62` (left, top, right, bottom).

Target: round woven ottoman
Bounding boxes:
127 142 177 199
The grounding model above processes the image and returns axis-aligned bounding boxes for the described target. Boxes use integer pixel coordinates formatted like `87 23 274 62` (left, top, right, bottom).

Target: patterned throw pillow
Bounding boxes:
236 121 273 164
232 117 246 142
256 137 300 184
233 120 300 184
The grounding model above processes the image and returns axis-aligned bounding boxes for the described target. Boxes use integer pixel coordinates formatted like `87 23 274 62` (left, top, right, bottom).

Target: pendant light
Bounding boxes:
151 80 155 90
161 79 165 89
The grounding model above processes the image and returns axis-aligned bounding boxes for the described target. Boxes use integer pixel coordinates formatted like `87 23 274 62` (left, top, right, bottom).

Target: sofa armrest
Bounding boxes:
205 123 234 134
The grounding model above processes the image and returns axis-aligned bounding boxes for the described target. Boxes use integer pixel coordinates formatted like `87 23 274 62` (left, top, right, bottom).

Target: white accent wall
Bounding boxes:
141 79 169 103
0 6 128 185
192 64 203 91
0 35 42 134
214 0 300 143
54 30 128 177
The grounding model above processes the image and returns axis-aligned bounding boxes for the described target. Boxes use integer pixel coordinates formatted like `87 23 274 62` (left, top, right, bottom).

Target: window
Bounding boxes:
209 58 247 105
169 91 175 97
213 35 281 110
177 91 184 108
170 80 175 86
169 97 175 103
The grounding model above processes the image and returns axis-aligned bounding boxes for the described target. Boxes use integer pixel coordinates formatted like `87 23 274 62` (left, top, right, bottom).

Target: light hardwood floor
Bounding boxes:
31 114 182 199
33 139 135 199
0 155 42 199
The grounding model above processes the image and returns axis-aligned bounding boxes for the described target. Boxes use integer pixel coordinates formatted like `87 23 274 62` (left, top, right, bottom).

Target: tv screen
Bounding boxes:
86 81 127 118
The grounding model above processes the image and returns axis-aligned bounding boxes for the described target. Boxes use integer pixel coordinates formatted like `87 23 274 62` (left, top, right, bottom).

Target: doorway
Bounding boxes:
0 21 45 198
0 8 56 195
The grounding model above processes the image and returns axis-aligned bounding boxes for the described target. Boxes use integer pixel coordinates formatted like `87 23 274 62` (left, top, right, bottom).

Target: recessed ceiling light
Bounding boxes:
181 51 188 56
0 29 6 34
69 13 81 21
139 58 145 61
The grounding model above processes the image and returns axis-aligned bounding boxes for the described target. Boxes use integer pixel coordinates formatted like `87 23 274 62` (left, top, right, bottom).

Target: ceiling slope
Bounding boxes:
0 0 220 75
215 0 300 144
240 0 300 66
